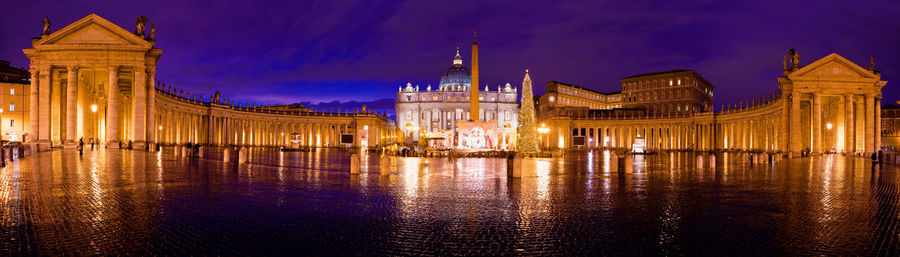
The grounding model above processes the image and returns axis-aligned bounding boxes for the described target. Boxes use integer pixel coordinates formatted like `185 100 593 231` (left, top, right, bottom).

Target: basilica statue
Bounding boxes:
41 16 51 35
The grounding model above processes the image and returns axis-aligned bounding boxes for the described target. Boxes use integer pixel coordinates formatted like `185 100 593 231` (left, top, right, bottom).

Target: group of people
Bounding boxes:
871 150 885 166
185 142 202 157
76 137 96 155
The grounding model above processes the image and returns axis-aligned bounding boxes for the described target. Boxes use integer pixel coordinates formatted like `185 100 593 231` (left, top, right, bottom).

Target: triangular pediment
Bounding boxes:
35 14 152 49
788 53 877 79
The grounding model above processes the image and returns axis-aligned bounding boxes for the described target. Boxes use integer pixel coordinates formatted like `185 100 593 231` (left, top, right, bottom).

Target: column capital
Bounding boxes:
108 65 119 70
66 65 78 71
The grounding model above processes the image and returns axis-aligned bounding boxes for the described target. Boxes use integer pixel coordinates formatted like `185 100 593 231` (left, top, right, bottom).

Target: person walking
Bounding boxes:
78 137 84 156
90 137 95 150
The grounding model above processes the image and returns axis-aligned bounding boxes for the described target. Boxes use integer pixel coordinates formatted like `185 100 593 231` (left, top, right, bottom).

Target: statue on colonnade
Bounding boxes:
135 16 148 37
41 16 51 35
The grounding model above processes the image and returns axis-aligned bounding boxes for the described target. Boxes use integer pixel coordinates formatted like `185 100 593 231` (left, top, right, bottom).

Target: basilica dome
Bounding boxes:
439 50 471 90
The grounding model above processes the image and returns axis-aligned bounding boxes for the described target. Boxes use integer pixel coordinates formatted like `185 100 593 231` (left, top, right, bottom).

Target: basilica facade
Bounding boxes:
23 14 398 151
395 50 519 149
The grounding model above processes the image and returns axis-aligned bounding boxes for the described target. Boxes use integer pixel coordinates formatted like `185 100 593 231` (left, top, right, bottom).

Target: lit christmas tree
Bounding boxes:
517 70 539 154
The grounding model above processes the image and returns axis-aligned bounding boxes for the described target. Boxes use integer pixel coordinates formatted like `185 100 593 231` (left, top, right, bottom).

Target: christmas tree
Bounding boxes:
517 70 539 154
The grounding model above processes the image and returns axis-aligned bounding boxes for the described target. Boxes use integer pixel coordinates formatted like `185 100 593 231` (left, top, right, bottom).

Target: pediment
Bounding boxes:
789 53 876 79
35 14 152 49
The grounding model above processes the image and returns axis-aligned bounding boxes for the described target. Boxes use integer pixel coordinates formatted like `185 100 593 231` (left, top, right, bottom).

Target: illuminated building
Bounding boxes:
394 37 520 149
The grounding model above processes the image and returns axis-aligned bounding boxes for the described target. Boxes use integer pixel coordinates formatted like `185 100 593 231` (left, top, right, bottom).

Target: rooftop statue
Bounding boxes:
41 16 51 35
135 16 148 37
148 21 156 41
868 56 875 71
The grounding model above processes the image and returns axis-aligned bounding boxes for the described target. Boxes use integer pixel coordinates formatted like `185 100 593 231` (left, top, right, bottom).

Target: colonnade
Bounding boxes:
153 91 398 148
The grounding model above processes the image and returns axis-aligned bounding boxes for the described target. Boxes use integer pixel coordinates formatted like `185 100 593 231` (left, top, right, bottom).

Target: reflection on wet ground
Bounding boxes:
0 147 898 256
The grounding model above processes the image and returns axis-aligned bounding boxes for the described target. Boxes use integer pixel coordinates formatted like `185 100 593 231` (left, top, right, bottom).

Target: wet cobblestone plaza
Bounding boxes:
1 148 899 256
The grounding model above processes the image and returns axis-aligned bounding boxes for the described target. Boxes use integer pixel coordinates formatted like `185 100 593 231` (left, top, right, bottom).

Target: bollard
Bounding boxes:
182 146 189 158
624 154 633 173
709 154 716 168
238 147 248 164
696 154 704 169
609 152 618 172
379 155 391 176
198 146 204 158
350 153 360 174
223 147 231 162
507 154 522 178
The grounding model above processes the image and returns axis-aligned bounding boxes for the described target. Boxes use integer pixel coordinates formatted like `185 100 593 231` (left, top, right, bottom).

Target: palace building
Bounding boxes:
22 14 398 151
538 51 886 156
395 46 519 149
0 60 30 142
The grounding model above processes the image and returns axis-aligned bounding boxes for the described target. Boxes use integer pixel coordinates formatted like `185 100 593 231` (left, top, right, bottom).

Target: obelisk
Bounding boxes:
470 26 479 121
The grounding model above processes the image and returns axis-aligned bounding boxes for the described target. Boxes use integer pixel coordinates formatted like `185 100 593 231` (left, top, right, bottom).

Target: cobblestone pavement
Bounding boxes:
0 148 898 256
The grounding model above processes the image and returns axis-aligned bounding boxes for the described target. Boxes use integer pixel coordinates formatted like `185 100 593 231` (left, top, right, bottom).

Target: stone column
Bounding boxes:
865 94 875 155
789 93 802 156
812 93 822 154
782 96 790 152
876 96 882 152
29 67 38 144
844 94 855 154
106 66 119 148
63 66 78 148
132 66 147 148
37 65 51 149
147 68 156 145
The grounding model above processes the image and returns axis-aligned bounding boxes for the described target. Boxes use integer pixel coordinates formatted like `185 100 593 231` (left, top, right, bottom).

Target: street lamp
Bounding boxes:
90 104 97 144
538 123 550 150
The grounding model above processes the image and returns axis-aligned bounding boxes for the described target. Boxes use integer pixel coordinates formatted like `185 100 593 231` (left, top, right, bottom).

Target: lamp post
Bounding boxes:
90 104 97 142
538 123 550 151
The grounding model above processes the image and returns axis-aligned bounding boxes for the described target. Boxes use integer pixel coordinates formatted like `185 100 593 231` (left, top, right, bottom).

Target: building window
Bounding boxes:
9 88 13 95
669 80 673 86
9 119 12 128
8 103 13 112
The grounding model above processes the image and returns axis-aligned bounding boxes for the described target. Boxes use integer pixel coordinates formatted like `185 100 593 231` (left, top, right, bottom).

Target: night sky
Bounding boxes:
2 0 899 118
